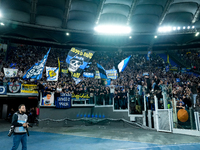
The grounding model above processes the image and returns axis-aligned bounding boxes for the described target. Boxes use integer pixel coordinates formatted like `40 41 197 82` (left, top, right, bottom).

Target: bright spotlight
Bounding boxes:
195 32 199 36
154 35 157 38
158 27 163 32
192 26 195 29
94 25 131 34
0 11 2 18
183 26 186 29
66 32 69 36
187 26 190 29
0 22 4 26
173 27 176 30
177 27 180 30
129 36 132 39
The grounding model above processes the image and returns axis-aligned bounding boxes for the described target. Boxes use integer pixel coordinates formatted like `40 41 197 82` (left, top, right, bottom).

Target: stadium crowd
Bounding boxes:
0 45 200 113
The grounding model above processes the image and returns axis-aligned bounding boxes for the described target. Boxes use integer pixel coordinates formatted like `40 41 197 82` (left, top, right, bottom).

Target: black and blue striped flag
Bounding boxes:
97 63 107 79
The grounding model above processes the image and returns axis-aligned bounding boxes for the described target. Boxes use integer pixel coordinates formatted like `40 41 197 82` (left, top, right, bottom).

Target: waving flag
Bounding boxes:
23 48 51 80
58 57 61 73
97 63 107 79
118 55 131 73
66 47 95 79
46 67 59 81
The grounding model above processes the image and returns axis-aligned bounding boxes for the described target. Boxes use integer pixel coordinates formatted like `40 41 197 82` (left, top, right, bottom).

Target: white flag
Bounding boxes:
4 68 18 78
46 67 59 81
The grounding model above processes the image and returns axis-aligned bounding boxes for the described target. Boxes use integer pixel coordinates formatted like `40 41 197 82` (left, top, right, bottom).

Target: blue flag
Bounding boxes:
147 51 151 61
166 65 169 72
23 48 51 80
118 55 131 73
97 63 107 79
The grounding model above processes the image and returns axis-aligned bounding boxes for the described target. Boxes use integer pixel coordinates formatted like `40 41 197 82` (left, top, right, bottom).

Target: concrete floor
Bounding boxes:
1 119 200 150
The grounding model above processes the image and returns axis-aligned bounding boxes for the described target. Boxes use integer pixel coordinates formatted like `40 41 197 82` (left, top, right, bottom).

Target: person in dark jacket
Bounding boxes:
11 104 29 150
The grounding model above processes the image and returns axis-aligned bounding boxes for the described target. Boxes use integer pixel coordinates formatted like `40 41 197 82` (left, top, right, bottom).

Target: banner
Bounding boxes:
83 72 94 78
106 69 117 79
46 67 59 81
7 82 21 93
40 92 55 106
21 84 38 94
95 70 117 79
66 47 95 79
72 93 90 101
0 86 7 95
55 93 71 108
3 68 18 78
23 48 51 80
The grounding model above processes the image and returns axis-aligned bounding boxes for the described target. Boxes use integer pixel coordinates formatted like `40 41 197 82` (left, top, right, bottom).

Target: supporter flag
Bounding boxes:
23 48 51 80
7 82 21 93
167 55 169 64
147 51 151 61
118 55 131 73
66 47 95 79
166 65 169 72
46 67 59 81
83 72 94 78
3 68 18 78
73 78 82 85
58 57 61 73
97 63 107 79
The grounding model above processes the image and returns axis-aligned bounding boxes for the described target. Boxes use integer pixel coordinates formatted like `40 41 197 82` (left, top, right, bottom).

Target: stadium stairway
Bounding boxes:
158 54 179 67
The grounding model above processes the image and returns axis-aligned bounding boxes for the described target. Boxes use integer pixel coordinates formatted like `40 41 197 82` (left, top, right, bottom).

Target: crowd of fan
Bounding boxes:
177 49 200 71
0 45 200 112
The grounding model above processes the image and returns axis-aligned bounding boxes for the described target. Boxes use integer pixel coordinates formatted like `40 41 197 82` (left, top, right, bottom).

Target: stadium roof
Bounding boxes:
0 0 200 51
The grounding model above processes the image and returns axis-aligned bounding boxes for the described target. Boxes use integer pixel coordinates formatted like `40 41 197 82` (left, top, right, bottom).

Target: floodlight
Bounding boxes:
187 26 190 29
0 22 4 26
129 36 132 39
94 25 131 34
0 11 2 18
173 27 176 30
66 32 69 36
183 26 186 29
192 26 195 29
195 32 199 36
154 35 157 38
158 27 163 32
177 27 180 30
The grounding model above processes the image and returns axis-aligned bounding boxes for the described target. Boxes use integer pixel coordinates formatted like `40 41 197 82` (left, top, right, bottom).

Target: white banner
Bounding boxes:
46 67 59 81
3 68 18 78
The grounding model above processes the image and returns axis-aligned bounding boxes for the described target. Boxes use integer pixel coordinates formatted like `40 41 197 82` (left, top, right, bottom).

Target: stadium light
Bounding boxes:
0 22 4 26
192 26 195 29
195 32 199 36
94 25 131 34
177 27 180 30
66 32 69 36
183 26 186 29
173 27 176 30
187 26 190 29
0 11 2 18
129 36 132 39
154 35 157 38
